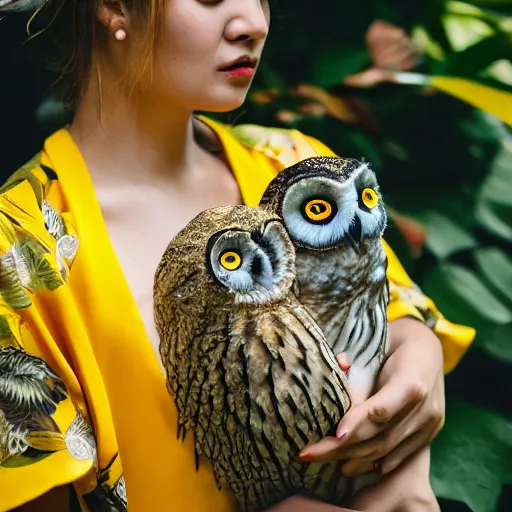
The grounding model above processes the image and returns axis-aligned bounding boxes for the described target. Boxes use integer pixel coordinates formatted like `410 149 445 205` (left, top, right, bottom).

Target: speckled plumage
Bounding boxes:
154 205 352 511
260 157 390 405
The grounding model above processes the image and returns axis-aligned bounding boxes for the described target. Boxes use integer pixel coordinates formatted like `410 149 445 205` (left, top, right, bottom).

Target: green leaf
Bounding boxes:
474 247 512 305
441 31 512 78
475 199 512 241
442 11 496 52
475 322 512 363
18 238 63 292
475 141 512 239
486 59 512 86
0 452 52 468
413 211 477 259
0 253 32 310
431 398 512 512
445 1 505 31
422 263 512 328
462 0 512 15
478 140 512 207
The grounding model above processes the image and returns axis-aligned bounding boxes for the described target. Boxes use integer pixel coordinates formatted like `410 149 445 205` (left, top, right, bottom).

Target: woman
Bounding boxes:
0 0 475 511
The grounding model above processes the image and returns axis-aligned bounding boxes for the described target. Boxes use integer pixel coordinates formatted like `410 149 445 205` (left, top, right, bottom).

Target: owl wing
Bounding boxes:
248 301 350 451
219 299 350 508
155 282 242 494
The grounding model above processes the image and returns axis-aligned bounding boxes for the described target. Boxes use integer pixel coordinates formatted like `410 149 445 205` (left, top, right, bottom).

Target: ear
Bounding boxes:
97 0 129 35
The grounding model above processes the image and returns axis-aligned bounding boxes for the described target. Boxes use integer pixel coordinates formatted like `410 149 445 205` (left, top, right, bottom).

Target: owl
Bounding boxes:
259 157 390 405
154 205 353 511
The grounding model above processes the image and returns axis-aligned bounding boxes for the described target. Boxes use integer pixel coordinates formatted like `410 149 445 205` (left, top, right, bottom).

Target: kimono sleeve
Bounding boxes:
0 177 95 511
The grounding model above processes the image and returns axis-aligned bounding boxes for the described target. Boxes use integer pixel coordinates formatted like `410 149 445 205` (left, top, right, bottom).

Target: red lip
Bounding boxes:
218 55 258 76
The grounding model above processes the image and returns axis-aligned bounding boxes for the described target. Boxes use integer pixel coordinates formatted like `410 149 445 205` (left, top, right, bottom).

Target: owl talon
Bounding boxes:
336 353 351 372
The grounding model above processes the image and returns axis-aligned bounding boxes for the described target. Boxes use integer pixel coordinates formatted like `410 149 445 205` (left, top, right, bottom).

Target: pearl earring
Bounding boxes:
115 29 127 41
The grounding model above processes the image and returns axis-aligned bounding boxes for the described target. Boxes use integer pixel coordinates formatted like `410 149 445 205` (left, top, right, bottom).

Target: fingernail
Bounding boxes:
380 463 396 475
336 428 350 440
296 453 315 463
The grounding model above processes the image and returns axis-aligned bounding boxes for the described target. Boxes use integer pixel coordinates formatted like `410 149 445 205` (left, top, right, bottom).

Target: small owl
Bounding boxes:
154 205 352 511
260 157 390 405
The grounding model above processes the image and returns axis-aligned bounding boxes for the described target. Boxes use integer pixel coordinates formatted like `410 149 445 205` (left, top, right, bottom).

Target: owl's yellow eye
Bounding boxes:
362 188 379 209
303 199 335 223
220 251 242 271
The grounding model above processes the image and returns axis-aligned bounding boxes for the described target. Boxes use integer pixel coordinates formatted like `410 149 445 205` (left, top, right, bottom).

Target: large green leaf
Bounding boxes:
475 322 512 363
422 263 512 328
475 140 512 239
474 247 512 305
414 211 477 259
477 139 512 207
475 199 512 241
431 398 512 512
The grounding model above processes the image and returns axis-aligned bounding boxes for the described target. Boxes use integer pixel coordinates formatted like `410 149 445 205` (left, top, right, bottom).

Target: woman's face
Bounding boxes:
149 0 270 112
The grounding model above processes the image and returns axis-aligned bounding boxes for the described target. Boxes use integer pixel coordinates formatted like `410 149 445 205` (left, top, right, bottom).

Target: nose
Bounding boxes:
225 0 269 44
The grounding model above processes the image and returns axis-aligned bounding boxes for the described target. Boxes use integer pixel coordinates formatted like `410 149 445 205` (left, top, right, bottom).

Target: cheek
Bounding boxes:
159 4 221 67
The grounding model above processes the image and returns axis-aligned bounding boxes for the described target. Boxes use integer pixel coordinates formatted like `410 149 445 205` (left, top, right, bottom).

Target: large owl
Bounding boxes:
260 157 390 405
154 205 353 511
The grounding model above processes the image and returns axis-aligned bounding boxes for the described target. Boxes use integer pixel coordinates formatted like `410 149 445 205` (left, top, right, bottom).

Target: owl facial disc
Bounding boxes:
278 161 386 252
207 220 295 304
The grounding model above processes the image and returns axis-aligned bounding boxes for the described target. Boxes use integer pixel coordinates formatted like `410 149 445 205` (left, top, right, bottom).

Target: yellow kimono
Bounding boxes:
0 117 474 512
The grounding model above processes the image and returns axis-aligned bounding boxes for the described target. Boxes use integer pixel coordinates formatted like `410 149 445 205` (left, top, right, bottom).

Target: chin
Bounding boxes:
196 87 251 113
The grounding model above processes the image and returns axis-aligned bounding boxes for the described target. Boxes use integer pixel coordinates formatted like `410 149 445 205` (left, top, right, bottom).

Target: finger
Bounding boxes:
296 436 342 463
336 416 417 466
336 352 351 372
340 457 378 477
331 435 385 461
299 433 387 465
335 378 425 442
376 429 430 475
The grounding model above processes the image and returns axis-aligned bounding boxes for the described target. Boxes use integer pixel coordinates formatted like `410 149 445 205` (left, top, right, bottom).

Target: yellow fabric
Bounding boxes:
0 117 475 512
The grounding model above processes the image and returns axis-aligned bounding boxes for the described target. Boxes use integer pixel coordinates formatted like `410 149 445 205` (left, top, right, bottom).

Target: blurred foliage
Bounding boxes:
1 0 512 510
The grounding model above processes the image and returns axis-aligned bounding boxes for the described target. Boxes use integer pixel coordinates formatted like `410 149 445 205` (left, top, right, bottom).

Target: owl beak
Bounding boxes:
347 215 362 253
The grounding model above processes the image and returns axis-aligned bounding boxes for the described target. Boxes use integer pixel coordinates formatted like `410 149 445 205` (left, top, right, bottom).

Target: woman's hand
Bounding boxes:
297 317 445 476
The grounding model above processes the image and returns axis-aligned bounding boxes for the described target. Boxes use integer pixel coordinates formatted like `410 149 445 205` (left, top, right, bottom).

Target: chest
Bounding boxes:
96 169 242 363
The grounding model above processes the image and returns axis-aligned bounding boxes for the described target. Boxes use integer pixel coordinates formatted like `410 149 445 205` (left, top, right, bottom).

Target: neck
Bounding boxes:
69 75 202 186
